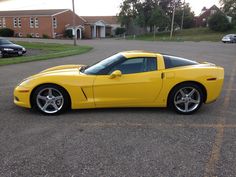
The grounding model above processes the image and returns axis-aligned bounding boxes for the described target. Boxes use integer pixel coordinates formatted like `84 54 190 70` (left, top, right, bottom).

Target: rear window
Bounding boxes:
163 55 198 69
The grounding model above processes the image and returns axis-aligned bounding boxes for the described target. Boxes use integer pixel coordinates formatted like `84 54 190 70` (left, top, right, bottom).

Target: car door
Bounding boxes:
93 57 163 107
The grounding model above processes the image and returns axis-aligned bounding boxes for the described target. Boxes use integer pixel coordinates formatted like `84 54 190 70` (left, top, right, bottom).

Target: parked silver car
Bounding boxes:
222 34 236 43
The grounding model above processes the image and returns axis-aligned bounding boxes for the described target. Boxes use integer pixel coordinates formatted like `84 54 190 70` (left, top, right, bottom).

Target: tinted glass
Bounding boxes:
147 58 157 71
83 54 125 75
109 57 157 74
0 39 12 45
163 55 198 69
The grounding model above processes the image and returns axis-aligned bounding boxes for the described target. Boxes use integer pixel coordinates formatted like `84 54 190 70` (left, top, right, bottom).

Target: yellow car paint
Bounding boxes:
14 51 224 111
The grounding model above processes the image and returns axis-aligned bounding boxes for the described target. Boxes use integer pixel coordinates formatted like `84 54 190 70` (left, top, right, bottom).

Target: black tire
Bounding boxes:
31 84 70 115
1 52 7 58
168 83 204 115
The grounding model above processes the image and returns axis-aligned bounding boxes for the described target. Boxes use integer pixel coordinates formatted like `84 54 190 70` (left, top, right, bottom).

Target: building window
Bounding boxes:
18 18 21 28
18 33 22 37
35 17 39 28
3 17 6 27
210 10 217 15
0 18 2 28
13 17 17 28
31 33 34 37
53 17 57 29
35 33 39 38
30 17 34 28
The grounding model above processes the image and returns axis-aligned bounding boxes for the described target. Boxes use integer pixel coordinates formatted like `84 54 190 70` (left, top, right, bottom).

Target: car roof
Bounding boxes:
0 38 10 41
225 34 236 36
120 50 160 58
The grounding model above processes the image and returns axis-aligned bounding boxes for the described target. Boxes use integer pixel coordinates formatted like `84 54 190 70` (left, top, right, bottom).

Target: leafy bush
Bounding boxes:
0 28 14 37
42 34 49 39
64 29 73 39
26 34 33 38
115 27 126 35
208 12 232 32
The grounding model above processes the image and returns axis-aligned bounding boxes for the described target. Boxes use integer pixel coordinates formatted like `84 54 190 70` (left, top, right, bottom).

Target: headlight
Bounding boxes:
22 47 26 51
3 48 14 51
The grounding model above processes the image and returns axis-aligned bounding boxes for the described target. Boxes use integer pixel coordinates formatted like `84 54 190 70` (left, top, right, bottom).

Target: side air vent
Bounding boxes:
81 88 87 100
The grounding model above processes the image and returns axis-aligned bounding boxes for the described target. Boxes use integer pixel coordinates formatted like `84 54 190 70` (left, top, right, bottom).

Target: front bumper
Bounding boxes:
14 85 31 108
222 38 231 42
2 50 26 55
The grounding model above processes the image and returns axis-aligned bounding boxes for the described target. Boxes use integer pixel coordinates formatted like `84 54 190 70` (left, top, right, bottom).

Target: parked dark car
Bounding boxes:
0 38 26 57
222 34 236 43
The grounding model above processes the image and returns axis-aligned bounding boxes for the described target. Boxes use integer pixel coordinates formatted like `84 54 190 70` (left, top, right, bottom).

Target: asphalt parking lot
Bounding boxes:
0 39 236 177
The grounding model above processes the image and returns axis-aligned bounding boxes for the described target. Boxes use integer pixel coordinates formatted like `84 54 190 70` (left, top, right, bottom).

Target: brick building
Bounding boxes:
81 16 120 38
0 9 88 38
0 9 120 39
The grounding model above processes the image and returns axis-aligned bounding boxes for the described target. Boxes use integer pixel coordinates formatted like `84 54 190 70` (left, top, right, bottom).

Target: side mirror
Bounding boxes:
109 70 122 79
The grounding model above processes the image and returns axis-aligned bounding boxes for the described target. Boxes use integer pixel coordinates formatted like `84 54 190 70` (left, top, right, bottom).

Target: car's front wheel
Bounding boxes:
169 83 203 114
32 84 70 115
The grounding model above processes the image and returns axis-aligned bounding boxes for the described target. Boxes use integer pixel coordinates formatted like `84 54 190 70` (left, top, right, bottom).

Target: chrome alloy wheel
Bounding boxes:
36 87 64 114
174 87 201 113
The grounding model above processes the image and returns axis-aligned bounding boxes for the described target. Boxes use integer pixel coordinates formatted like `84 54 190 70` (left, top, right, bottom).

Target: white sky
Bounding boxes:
0 0 220 16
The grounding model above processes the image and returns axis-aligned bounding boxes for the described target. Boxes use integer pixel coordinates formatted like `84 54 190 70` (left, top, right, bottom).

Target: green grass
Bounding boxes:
0 42 93 66
128 27 236 42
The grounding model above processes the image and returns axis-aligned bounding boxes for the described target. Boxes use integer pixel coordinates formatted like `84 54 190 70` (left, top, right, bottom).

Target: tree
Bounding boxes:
118 0 188 34
220 0 236 24
175 3 195 29
208 12 232 32
115 27 126 35
118 0 140 29
159 0 182 15
149 7 170 31
134 0 158 29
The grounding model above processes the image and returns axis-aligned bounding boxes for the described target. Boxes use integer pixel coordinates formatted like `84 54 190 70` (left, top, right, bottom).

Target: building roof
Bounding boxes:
198 5 221 17
0 9 70 17
81 16 119 24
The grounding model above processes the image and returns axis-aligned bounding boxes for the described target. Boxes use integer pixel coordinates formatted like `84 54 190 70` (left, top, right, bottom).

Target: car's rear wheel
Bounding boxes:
32 84 70 115
169 83 203 114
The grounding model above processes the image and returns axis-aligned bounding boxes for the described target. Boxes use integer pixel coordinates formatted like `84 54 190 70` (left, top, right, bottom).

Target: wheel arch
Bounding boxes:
167 81 207 107
30 83 72 109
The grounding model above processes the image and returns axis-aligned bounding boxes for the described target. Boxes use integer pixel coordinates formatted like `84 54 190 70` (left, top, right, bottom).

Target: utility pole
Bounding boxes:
153 25 156 40
180 0 185 30
170 0 176 39
72 0 76 46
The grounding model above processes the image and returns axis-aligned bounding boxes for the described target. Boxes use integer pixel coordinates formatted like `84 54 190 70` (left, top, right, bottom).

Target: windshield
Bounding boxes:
82 53 125 75
0 39 12 45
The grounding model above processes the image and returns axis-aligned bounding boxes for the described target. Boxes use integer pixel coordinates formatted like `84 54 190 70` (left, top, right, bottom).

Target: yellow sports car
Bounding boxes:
14 51 224 115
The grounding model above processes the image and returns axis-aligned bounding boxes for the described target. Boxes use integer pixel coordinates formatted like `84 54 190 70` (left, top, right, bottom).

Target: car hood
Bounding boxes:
40 64 86 73
24 65 86 81
0 43 23 49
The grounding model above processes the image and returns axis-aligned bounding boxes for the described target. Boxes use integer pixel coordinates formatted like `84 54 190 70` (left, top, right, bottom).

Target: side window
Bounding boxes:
147 58 157 71
109 57 157 74
163 55 198 69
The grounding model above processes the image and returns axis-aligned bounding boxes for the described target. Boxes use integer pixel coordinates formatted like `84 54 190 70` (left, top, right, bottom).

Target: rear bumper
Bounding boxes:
205 68 224 103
